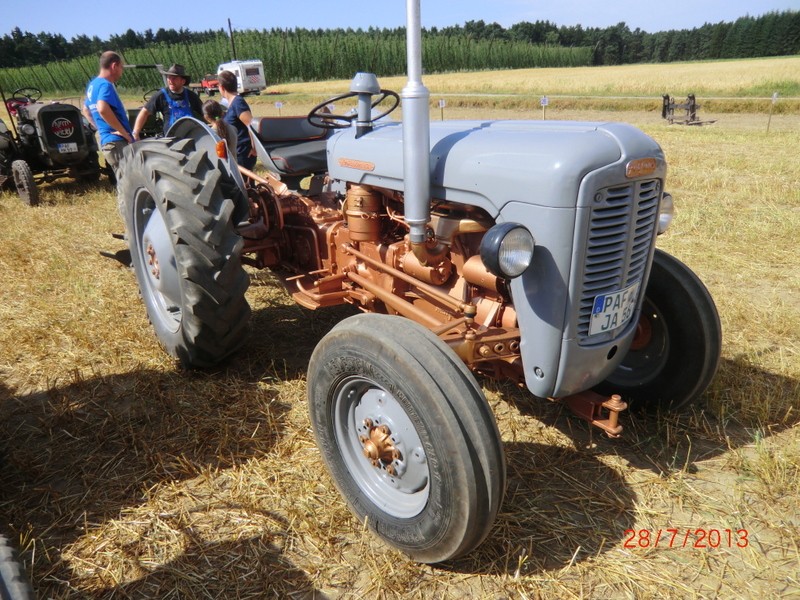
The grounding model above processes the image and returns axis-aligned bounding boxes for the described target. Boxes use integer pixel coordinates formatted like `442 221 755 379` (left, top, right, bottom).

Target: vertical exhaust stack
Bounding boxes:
402 0 432 255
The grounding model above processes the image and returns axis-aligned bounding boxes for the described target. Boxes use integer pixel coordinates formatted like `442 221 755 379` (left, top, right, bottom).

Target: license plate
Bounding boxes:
57 142 78 153
589 281 640 335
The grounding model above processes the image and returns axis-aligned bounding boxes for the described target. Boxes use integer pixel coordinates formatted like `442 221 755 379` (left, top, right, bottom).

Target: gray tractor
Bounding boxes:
0 87 101 206
116 0 721 563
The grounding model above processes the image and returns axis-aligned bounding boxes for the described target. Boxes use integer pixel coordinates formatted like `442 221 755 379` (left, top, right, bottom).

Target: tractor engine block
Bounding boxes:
236 173 523 382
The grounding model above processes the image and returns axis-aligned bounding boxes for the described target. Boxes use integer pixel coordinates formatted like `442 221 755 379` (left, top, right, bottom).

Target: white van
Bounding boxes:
217 60 267 95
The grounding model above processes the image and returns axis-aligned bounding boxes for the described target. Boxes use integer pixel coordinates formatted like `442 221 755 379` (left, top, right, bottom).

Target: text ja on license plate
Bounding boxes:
590 282 640 335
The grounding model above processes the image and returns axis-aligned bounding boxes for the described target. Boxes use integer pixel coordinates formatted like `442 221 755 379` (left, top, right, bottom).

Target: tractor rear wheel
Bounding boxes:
307 314 506 563
595 249 722 412
11 160 38 206
117 137 251 367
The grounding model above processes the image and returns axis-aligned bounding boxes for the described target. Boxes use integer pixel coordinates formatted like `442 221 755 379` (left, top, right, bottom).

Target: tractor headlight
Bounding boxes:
21 123 36 136
480 222 535 278
658 192 674 235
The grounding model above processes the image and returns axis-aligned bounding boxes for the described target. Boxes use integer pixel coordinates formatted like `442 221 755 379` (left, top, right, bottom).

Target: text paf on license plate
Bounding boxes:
57 142 78 153
590 281 640 335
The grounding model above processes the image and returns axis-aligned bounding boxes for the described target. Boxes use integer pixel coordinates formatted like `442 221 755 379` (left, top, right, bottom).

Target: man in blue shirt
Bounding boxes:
82 51 133 174
132 64 203 139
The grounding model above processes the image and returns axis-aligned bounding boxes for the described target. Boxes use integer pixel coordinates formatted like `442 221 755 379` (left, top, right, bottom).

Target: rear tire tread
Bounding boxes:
119 136 251 368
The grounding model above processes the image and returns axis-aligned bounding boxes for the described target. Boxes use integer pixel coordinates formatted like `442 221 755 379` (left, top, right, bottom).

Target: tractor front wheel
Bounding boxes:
595 249 722 412
11 160 38 206
117 137 251 367
307 314 506 563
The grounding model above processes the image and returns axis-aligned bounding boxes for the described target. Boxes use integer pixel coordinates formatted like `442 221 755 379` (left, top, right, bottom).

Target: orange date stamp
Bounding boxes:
623 528 749 549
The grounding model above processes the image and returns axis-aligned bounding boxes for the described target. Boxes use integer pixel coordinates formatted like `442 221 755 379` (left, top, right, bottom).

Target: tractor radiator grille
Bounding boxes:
40 108 85 147
577 179 660 342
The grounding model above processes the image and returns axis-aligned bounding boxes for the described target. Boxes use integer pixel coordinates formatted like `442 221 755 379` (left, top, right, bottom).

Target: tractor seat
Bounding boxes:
250 116 330 177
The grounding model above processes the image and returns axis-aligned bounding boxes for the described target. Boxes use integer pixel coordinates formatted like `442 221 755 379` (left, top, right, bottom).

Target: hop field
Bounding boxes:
0 63 799 598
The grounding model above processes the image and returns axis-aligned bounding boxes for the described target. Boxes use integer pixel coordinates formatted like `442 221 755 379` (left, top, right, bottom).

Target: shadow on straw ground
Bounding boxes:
3 286 795 592
0 300 351 597
436 357 799 577
506 357 800 478
0 368 325 598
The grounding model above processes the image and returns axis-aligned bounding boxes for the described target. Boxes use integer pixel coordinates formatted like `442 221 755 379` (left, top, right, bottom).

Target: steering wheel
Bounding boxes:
11 87 42 102
6 87 42 116
143 88 160 103
307 89 399 129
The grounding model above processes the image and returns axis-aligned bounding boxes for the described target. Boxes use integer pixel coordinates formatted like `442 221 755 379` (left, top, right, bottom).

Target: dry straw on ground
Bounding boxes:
1 60 798 598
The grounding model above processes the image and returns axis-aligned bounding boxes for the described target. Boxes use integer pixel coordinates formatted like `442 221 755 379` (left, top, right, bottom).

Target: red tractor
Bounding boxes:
197 74 219 96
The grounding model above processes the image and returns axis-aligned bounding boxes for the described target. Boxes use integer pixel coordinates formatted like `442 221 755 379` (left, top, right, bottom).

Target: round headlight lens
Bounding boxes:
21 123 36 136
480 223 535 279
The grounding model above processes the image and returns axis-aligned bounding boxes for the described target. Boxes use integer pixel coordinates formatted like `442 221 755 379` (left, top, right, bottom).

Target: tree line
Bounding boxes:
1 9 799 71
0 27 220 68
444 11 800 64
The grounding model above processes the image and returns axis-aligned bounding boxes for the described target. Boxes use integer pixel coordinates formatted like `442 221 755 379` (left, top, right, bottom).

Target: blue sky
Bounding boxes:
4 0 800 39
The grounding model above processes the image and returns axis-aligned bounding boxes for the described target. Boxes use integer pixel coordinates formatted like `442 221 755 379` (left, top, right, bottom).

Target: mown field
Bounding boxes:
1 59 799 598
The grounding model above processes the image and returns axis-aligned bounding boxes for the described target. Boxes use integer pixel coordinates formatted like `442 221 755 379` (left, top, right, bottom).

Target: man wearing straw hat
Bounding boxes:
132 63 203 140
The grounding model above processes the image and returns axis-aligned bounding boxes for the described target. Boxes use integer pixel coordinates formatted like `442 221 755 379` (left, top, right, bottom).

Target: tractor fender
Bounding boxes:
166 116 247 197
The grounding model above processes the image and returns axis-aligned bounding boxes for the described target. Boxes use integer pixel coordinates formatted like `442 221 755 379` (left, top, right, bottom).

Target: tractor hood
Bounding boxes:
22 102 97 164
327 119 663 215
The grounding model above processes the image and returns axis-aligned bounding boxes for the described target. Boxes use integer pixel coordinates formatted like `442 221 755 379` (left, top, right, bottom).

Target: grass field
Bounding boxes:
1 59 799 598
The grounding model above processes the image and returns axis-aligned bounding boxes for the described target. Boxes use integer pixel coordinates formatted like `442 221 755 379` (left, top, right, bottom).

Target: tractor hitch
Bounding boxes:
563 391 628 438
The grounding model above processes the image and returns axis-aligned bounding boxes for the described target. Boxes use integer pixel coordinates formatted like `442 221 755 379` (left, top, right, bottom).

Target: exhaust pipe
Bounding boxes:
402 0 437 264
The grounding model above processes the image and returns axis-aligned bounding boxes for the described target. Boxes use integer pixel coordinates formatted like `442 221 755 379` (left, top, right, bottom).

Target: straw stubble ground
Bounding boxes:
1 92 798 598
